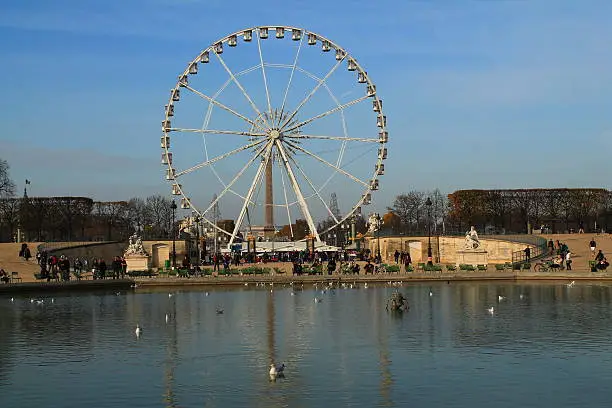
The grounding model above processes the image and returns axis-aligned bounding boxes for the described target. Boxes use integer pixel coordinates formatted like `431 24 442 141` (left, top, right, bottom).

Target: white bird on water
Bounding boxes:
314 297 322 303
168 293 173 298
498 295 505 302
165 314 169 323
269 363 286 379
429 289 433 297
135 325 142 337
10 297 14 302
519 294 525 300
487 306 495 315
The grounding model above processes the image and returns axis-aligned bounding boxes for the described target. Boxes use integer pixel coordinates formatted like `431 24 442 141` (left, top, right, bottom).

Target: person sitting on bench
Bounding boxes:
0 269 9 284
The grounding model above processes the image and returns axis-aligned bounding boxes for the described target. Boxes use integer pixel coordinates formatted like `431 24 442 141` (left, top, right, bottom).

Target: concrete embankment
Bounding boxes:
0 279 134 295
2 271 611 295
132 270 612 288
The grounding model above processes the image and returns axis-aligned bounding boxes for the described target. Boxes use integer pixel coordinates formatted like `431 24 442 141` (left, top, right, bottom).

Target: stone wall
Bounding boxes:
366 236 534 264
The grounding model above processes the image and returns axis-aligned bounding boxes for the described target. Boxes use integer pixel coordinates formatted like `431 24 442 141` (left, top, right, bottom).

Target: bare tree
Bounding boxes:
390 191 424 233
145 195 173 239
0 198 19 241
0 159 16 198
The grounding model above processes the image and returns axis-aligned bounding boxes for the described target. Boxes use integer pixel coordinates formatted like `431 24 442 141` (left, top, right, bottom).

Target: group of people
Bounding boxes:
393 250 412 268
36 252 128 281
546 239 573 270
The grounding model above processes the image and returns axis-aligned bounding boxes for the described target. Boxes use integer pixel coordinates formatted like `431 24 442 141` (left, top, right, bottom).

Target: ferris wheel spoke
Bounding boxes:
279 57 346 130
278 35 304 127
228 143 274 246
287 154 340 225
283 95 369 134
201 141 271 218
256 31 273 117
181 84 266 132
175 139 266 178
287 134 380 143
213 51 272 129
169 128 266 138
283 140 369 188
276 140 320 242
278 159 295 240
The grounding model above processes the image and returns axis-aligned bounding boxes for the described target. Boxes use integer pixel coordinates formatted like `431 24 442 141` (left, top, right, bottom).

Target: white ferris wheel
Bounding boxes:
161 26 388 247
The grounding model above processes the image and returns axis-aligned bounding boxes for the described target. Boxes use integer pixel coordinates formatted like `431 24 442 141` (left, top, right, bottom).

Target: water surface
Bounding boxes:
1 281 612 407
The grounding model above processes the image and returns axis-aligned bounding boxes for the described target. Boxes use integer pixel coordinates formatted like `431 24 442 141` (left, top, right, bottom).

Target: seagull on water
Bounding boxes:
487 307 495 314
314 297 322 303
519 294 525 300
165 314 169 323
269 363 286 379
498 295 505 302
429 288 433 297
168 293 173 298
10 297 14 302
205 292 210 296
135 325 142 337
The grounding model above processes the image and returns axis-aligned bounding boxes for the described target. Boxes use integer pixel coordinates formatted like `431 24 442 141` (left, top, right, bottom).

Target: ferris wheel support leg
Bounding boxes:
275 140 321 243
228 142 274 247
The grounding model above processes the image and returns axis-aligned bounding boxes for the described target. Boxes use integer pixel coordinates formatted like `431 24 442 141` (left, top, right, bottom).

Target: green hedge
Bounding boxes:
127 270 156 277
386 265 401 273
459 264 476 271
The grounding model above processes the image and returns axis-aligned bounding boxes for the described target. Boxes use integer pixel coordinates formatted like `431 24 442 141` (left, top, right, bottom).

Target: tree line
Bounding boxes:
0 195 179 242
3 158 612 242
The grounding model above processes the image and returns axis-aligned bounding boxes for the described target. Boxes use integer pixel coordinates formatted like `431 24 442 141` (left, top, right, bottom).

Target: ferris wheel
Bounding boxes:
161 26 388 246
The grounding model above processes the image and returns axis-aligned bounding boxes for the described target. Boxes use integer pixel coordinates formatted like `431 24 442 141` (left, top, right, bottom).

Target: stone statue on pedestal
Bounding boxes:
124 233 148 257
464 226 480 250
368 214 381 234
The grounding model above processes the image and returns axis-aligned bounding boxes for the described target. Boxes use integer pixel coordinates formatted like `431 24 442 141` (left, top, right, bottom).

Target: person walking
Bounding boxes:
565 251 572 270
524 246 531 262
590 238 597 255
548 239 554 256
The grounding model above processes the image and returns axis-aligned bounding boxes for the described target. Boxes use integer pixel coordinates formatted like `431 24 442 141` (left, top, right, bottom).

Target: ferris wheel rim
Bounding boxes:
161 25 388 244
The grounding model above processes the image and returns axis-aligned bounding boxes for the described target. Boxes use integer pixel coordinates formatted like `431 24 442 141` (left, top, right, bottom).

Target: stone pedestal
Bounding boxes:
456 249 488 266
125 255 150 272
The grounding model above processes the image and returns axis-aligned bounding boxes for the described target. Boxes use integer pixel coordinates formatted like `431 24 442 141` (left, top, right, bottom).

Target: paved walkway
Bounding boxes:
2 234 611 286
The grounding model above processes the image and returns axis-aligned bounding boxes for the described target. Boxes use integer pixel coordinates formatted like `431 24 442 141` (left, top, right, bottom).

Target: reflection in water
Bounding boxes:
163 299 177 408
2 283 612 408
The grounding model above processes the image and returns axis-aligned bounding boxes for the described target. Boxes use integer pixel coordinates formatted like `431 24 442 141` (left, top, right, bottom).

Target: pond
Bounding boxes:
1 281 612 407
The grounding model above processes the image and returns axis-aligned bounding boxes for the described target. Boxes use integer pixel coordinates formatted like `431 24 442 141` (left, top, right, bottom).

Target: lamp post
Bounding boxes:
193 214 201 265
425 197 432 266
373 212 381 262
170 200 177 268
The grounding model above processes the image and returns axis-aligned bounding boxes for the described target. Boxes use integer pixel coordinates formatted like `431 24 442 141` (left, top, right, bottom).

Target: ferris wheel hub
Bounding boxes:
268 129 282 140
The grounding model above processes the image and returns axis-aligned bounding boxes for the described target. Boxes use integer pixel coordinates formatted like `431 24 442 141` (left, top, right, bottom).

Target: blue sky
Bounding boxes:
1 0 612 219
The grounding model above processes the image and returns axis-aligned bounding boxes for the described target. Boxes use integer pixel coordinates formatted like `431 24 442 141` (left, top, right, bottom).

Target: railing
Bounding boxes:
37 241 119 254
510 236 548 264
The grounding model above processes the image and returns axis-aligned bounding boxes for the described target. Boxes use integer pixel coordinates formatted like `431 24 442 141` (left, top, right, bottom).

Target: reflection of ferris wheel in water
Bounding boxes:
161 26 388 246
